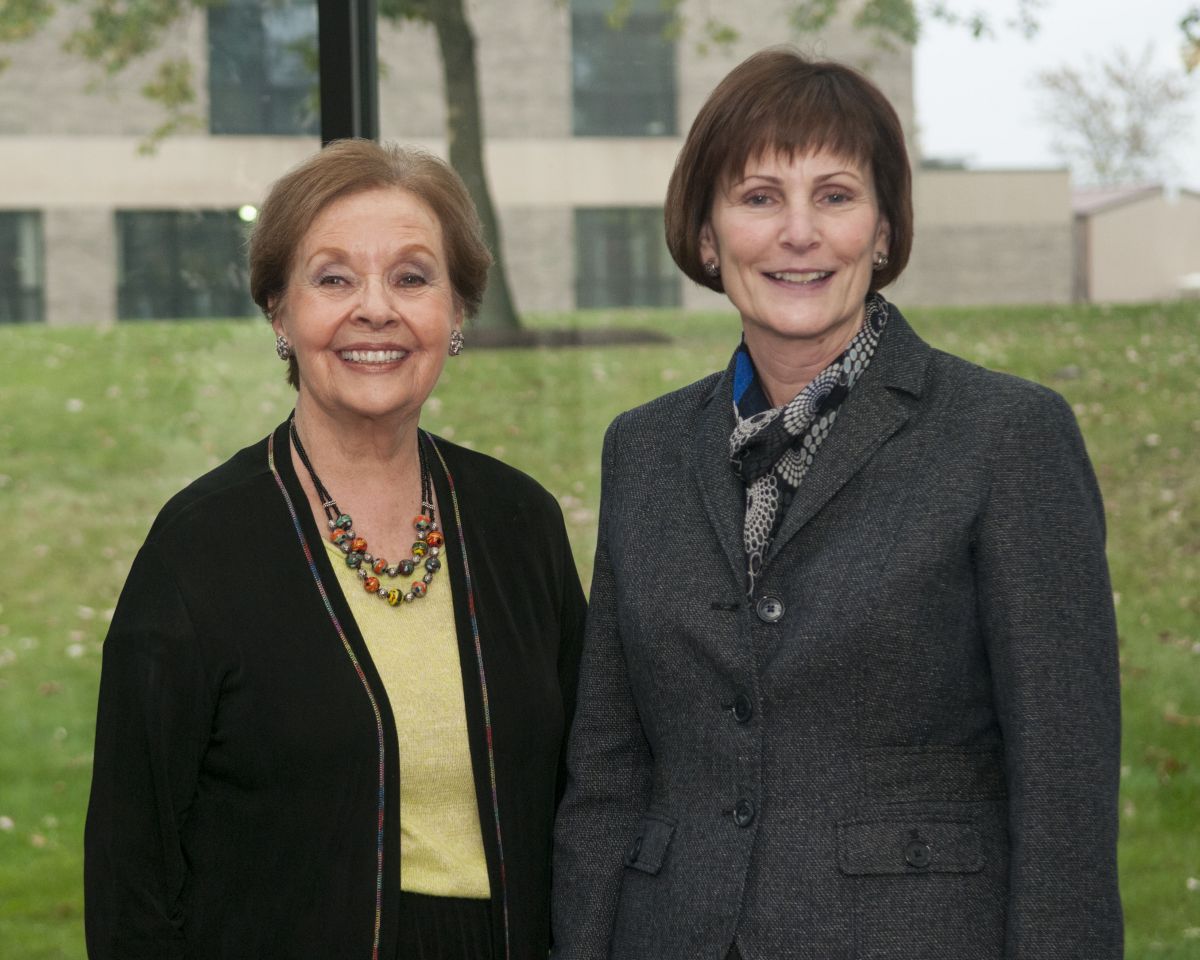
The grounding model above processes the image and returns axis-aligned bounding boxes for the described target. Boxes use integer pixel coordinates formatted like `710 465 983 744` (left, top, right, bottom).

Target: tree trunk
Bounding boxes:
428 0 521 330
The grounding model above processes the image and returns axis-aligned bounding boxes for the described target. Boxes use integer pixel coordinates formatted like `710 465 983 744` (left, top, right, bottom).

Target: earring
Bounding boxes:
275 334 292 361
873 252 889 270
448 329 465 357
703 260 720 278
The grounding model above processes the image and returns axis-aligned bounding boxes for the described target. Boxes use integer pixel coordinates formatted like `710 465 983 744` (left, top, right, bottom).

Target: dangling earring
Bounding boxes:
448 329 465 357
703 259 720 278
872 252 889 271
275 335 292 361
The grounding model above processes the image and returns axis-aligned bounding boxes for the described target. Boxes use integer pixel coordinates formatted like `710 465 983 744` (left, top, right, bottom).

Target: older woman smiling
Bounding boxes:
86 140 585 960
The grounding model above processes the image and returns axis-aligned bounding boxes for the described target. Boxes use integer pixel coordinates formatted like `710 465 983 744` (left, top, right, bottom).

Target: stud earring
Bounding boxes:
873 252 889 270
703 260 720 278
275 335 292 361
448 329 465 357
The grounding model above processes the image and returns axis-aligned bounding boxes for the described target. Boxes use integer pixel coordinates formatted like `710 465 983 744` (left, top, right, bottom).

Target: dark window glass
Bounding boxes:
209 0 319 135
571 0 676 136
116 211 255 321
575 207 679 308
0 211 44 324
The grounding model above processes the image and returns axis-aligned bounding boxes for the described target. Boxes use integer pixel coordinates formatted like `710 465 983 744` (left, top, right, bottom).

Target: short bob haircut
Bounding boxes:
665 48 913 293
250 139 492 388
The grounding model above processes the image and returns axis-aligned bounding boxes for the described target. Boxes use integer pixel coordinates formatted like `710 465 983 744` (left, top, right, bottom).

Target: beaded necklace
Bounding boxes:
289 416 444 608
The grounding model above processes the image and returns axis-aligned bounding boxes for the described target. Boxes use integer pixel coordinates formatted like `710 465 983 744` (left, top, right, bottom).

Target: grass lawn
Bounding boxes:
1 301 1197 956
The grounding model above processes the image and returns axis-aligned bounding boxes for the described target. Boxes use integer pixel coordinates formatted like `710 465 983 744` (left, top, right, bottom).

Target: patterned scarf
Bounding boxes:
729 293 890 595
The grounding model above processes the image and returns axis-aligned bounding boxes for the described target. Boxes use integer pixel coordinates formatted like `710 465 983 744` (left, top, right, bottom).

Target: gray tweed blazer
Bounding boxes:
552 306 1122 960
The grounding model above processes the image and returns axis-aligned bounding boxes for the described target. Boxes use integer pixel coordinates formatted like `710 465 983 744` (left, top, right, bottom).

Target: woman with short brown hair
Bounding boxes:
553 49 1121 960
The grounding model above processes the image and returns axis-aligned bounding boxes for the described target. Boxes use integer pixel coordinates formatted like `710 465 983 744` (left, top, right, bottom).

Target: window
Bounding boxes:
208 0 319 135
116 211 255 321
0 212 44 324
571 0 676 136
575 208 679 308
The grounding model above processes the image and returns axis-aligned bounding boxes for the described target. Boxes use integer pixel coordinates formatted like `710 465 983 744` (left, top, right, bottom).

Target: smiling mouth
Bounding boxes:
766 270 832 284
339 349 408 364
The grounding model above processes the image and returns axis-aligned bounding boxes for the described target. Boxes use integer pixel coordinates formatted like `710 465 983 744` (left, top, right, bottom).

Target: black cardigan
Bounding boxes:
85 419 587 960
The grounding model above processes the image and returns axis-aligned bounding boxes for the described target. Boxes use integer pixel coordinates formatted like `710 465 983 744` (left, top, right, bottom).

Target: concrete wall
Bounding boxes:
42 210 117 328
0 8 208 136
1083 191 1200 303
499 207 574 314
895 169 1074 307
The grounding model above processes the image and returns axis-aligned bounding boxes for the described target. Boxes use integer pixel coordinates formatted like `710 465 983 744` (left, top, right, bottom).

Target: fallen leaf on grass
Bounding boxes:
1144 746 1187 782
1163 705 1200 728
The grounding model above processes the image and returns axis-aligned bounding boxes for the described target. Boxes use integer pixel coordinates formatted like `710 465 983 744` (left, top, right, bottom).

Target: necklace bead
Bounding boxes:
290 415 442 612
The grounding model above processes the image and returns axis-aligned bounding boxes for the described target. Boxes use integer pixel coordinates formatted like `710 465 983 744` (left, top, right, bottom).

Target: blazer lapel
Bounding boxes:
765 310 932 567
689 364 748 590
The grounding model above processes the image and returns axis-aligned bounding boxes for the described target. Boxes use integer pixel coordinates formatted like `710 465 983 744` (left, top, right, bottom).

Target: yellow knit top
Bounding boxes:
324 538 490 899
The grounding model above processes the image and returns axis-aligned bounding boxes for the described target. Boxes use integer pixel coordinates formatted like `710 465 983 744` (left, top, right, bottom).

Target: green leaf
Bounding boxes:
0 0 55 43
789 0 839 34
854 0 918 48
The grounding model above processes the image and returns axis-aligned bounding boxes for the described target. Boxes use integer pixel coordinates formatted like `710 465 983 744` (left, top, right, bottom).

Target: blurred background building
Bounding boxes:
5 0 1184 328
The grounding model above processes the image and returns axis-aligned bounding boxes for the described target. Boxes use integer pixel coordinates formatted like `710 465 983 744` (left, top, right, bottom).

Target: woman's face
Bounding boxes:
271 186 460 426
700 149 889 361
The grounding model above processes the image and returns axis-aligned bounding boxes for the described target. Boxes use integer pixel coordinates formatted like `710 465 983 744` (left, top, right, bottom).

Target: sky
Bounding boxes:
914 0 1200 185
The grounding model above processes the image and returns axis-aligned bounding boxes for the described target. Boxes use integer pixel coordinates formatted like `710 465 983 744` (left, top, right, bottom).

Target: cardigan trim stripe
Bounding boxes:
427 433 511 960
268 430 387 960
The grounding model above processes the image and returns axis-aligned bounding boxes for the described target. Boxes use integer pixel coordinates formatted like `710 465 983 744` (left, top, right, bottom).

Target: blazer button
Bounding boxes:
904 839 931 869
732 693 753 723
733 799 756 828
755 596 785 623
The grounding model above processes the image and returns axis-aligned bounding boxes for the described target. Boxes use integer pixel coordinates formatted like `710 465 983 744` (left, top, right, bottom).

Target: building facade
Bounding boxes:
1073 185 1200 302
0 0 1073 327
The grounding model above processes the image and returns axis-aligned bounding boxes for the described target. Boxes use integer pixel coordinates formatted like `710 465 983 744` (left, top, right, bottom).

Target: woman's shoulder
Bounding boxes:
882 304 1070 421
930 347 1075 423
608 369 726 437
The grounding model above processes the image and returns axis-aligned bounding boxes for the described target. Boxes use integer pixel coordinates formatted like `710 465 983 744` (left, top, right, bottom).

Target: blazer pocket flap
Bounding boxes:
838 819 982 876
623 813 677 875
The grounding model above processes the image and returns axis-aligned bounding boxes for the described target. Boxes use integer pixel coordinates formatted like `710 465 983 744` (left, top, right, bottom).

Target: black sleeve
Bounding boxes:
554 502 588 809
84 539 215 959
